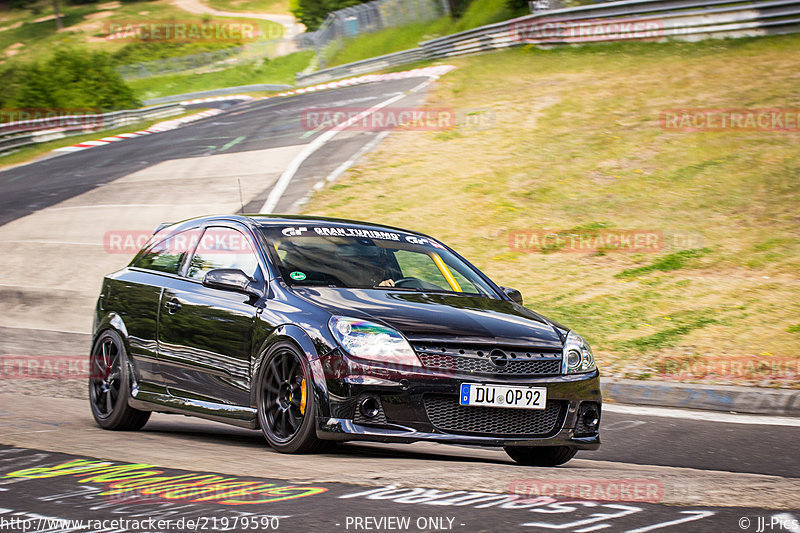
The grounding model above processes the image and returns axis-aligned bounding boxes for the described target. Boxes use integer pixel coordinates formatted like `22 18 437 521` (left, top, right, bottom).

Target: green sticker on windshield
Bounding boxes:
290 271 306 281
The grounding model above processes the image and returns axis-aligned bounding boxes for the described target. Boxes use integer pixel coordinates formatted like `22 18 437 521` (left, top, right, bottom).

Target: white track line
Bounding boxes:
260 77 438 214
292 131 391 213
324 131 390 185
604 403 800 427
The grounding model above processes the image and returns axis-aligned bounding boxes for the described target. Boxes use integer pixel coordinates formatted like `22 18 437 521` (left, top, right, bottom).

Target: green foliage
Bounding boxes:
127 50 313 99
0 48 140 111
505 0 529 12
619 314 719 352
112 41 241 65
291 0 370 31
454 0 516 30
328 0 523 66
616 249 711 278
327 18 453 67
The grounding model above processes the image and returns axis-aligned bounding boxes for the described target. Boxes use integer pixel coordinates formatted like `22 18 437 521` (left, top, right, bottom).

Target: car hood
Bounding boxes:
292 287 564 349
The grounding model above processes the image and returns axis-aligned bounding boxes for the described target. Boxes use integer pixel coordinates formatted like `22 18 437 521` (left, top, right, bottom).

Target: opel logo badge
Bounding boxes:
489 349 508 368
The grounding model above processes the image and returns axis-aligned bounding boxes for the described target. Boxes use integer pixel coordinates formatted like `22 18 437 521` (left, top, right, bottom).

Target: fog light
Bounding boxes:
575 402 601 437
359 396 380 419
582 406 599 429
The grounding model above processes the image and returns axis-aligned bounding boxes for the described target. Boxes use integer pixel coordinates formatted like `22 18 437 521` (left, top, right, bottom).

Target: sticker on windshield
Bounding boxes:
279 226 446 250
313 226 401 241
290 271 307 281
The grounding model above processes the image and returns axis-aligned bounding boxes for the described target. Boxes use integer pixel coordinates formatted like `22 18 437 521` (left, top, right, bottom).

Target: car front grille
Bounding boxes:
412 343 562 376
423 394 566 437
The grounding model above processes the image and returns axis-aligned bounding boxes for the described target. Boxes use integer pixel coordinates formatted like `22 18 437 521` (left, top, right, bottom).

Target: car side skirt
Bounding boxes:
128 388 259 430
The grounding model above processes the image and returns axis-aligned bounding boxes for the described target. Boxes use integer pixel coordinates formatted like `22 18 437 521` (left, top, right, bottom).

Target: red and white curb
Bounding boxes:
52 67 456 154
277 65 457 97
54 109 223 153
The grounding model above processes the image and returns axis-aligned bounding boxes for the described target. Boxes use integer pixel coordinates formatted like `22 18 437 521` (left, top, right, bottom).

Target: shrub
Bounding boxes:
0 48 140 110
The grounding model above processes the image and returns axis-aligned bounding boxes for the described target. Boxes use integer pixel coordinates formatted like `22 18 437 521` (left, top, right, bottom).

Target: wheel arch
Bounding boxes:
251 324 332 419
92 312 131 354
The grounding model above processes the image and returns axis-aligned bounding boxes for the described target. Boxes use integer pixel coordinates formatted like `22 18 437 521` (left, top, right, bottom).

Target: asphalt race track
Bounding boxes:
1 393 798 532
0 75 431 226
0 71 798 532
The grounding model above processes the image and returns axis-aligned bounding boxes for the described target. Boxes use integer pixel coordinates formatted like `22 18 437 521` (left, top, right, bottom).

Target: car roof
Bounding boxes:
182 214 430 238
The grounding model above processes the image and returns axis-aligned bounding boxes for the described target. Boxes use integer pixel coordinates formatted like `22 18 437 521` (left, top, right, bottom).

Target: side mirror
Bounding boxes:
203 269 260 296
501 286 523 305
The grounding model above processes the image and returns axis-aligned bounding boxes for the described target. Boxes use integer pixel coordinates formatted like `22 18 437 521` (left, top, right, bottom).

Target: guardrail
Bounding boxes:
143 84 292 106
296 48 424 85
0 103 184 156
296 0 800 84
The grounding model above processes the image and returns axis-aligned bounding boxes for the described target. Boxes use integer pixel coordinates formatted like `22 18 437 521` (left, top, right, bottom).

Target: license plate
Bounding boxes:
459 383 547 410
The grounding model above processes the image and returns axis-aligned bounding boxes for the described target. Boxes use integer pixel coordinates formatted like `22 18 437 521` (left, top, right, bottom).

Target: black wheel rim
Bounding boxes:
261 349 305 443
89 336 121 419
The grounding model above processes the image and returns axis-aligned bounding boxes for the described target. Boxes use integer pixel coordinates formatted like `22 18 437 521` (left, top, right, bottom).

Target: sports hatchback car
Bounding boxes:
90 215 600 466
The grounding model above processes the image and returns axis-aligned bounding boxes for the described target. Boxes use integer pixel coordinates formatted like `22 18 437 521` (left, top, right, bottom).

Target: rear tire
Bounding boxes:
504 445 577 466
88 330 150 431
257 342 326 454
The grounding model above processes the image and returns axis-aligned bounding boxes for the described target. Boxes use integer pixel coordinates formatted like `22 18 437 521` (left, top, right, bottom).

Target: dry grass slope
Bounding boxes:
304 36 800 387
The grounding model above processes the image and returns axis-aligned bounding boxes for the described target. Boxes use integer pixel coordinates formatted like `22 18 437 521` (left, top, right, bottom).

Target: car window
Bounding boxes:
394 250 449 289
395 250 481 294
261 226 496 297
134 228 202 275
187 227 259 281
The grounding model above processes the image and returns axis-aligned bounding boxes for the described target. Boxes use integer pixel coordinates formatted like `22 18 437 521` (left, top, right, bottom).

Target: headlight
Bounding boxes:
329 316 420 366
562 331 595 374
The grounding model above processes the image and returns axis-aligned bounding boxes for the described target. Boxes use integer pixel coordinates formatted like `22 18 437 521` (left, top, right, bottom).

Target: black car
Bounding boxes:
90 215 600 466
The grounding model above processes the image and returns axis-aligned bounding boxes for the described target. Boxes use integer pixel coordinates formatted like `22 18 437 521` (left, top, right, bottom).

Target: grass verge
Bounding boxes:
304 35 800 387
128 50 312 99
205 0 290 15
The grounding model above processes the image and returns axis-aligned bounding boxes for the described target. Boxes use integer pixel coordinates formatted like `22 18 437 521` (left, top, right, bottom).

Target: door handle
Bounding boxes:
165 299 182 314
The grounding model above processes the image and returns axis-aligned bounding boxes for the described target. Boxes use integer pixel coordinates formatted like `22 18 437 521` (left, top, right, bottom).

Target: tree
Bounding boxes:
52 0 63 30
290 0 371 32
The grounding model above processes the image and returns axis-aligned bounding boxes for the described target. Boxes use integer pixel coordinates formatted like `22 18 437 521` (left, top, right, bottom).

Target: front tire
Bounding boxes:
257 342 325 453
504 445 577 466
88 330 150 431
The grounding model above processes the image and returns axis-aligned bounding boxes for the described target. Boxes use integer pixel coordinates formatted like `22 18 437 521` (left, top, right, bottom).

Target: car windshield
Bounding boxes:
261 225 498 297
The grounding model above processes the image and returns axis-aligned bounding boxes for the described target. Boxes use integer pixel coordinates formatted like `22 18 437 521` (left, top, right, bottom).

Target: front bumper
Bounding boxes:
311 352 602 449
317 418 600 448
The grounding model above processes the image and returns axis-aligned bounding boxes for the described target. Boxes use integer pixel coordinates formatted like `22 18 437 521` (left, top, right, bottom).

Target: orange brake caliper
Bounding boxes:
300 378 307 415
